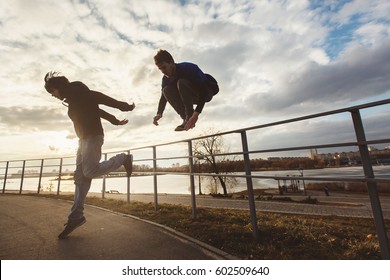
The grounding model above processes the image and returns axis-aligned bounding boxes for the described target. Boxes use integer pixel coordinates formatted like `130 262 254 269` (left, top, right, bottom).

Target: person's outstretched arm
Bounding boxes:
153 94 167 126
99 109 128 125
91 90 135 111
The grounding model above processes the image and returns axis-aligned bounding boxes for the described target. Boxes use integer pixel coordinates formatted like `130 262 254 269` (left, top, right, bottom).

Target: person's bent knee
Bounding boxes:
82 168 98 179
162 84 177 99
82 172 94 179
74 170 85 184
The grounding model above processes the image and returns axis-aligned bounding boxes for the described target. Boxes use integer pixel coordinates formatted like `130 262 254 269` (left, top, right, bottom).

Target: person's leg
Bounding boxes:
68 140 92 220
68 135 126 220
176 79 199 118
81 135 127 179
59 136 130 238
162 84 186 120
58 141 89 239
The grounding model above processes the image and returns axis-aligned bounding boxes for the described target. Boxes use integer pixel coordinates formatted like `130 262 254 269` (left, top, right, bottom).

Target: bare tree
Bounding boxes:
193 131 236 196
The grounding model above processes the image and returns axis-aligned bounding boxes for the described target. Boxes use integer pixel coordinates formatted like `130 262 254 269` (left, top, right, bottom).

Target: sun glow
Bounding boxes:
42 131 78 155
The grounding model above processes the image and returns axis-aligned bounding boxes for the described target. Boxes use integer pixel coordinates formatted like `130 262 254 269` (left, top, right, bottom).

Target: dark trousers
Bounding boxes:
162 79 199 120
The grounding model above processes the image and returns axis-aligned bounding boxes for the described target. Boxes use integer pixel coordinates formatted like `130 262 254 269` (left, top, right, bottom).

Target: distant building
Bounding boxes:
310 148 318 159
267 156 310 161
316 148 390 166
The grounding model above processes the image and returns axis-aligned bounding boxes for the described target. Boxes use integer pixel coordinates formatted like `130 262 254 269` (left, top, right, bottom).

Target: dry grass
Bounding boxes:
26 193 390 260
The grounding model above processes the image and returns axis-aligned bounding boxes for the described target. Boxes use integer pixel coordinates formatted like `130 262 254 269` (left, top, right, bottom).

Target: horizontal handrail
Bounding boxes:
119 98 390 152
1 97 389 258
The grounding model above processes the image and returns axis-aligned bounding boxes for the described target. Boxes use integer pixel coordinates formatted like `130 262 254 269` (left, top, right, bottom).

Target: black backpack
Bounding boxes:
205 73 219 95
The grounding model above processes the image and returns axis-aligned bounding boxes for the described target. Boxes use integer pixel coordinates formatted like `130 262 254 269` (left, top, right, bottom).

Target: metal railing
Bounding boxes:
1 98 390 258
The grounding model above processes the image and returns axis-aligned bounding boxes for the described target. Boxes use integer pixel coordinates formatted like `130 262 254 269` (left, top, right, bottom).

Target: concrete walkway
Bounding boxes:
1 191 389 260
0 195 233 260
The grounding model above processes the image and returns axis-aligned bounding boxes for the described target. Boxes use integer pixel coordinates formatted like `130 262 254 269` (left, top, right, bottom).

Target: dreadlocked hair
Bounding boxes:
44 71 69 93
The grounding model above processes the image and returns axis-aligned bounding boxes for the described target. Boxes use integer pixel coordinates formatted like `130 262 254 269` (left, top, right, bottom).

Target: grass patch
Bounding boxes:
30 193 388 259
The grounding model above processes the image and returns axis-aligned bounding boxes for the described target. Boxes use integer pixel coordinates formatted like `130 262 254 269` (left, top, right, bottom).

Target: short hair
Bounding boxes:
154 49 174 65
44 71 69 93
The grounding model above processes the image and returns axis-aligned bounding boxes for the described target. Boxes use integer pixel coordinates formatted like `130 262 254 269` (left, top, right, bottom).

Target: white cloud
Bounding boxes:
0 0 389 160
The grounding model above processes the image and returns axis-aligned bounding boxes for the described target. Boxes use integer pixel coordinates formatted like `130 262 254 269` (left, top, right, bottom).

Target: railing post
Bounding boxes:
37 159 44 194
19 160 26 194
188 140 197 219
102 153 107 199
2 161 9 193
153 146 158 210
240 131 259 240
126 150 131 204
57 158 63 195
298 168 307 196
351 109 390 259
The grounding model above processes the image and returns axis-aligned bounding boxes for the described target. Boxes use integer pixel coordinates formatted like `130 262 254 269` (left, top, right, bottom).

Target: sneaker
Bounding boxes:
58 217 86 239
123 154 133 176
174 119 187 131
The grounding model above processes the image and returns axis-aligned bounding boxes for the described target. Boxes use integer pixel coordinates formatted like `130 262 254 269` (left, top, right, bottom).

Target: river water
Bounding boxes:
2 165 389 195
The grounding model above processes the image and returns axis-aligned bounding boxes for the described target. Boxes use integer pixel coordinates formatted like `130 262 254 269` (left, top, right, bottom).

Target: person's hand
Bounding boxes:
120 102 135 111
184 112 199 130
153 114 162 126
118 119 129 125
128 102 135 111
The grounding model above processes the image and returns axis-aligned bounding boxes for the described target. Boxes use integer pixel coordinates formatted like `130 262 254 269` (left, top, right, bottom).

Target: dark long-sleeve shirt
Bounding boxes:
61 81 130 139
157 62 210 115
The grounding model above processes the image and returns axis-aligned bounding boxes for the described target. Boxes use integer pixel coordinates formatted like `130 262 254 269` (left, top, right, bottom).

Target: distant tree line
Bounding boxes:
125 157 324 174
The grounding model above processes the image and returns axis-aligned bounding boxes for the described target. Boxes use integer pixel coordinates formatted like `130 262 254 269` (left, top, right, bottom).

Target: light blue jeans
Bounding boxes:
68 135 127 220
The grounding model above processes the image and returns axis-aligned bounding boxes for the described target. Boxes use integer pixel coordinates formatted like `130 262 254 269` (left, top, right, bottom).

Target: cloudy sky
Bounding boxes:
1 0 390 162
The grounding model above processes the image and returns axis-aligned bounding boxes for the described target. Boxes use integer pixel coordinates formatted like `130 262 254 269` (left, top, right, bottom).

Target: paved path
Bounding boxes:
2 191 389 260
97 191 390 219
0 195 233 260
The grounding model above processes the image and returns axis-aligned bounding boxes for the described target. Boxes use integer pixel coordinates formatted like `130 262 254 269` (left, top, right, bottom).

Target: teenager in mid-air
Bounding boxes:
44 72 135 239
152 50 218 131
